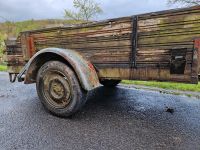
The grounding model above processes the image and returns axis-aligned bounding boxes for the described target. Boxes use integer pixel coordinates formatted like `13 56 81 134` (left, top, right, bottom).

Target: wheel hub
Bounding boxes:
43 72 71 108
50 79 65 100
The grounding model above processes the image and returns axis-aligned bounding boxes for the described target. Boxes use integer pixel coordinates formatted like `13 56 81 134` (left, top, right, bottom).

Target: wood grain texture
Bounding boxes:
5 6 200 83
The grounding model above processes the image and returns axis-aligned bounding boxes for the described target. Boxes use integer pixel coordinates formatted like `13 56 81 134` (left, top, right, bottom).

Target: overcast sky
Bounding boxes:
0 0 177 22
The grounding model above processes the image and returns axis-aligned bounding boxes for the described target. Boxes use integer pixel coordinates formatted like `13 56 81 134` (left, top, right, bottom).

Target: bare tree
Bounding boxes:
168 0 200 6
64 0 103 21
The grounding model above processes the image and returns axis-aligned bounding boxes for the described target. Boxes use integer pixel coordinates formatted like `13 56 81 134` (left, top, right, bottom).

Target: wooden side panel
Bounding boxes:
137 7 200 64
6 17 134 76
4 38 26 73
25 6 200 83
5 6 200 83
133 6 200 83
30 17 133 70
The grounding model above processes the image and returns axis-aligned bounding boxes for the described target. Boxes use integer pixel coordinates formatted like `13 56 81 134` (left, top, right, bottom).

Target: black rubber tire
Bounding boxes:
100 79 121 87
36 61 87 117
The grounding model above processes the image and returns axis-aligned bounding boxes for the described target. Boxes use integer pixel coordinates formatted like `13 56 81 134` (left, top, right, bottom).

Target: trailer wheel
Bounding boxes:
100 79 121 87
36 61 87 117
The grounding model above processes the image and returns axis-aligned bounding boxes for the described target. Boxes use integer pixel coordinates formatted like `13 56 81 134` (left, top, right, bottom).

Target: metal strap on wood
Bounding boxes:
131 16 138 68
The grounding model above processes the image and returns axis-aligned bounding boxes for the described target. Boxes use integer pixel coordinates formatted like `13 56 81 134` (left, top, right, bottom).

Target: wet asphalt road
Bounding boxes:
0 72 200 150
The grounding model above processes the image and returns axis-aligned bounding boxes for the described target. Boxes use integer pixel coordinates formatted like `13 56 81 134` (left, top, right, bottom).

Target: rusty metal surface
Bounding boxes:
5 6 200 84
195 38 200 49
24 48 100 91
195 38 200 75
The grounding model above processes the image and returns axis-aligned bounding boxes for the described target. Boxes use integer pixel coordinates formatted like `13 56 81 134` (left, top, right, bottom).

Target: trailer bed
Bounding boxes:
5 6 200 84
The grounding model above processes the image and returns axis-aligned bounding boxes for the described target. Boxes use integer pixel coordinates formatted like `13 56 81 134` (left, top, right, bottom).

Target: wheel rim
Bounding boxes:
41 70 71 109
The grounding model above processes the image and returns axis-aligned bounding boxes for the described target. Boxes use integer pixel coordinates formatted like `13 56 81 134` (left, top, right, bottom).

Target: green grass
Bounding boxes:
122 80 200 92
0 65 7 71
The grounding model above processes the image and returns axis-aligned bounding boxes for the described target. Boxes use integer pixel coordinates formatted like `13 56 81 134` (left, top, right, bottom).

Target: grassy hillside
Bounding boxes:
0 19 82 64
0 19 81 36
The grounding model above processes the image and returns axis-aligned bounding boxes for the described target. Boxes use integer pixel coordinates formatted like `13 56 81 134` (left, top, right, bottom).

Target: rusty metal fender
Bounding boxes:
23 48 100 91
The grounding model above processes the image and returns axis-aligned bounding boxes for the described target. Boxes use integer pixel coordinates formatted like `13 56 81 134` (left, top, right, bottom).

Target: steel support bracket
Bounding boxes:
9 73 18 83
131 15 138 68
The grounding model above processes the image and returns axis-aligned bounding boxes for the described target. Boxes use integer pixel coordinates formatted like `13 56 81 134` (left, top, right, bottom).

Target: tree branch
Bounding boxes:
168 0 200 6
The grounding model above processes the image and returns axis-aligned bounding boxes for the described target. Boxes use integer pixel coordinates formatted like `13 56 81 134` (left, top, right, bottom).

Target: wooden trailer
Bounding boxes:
4 6 200 117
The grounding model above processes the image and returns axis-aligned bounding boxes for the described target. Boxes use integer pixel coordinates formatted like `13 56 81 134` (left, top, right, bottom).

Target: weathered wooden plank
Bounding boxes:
5 6 200 84
138 15 200 32
138 33 200 45
97 67 192 83
138 6 200 20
